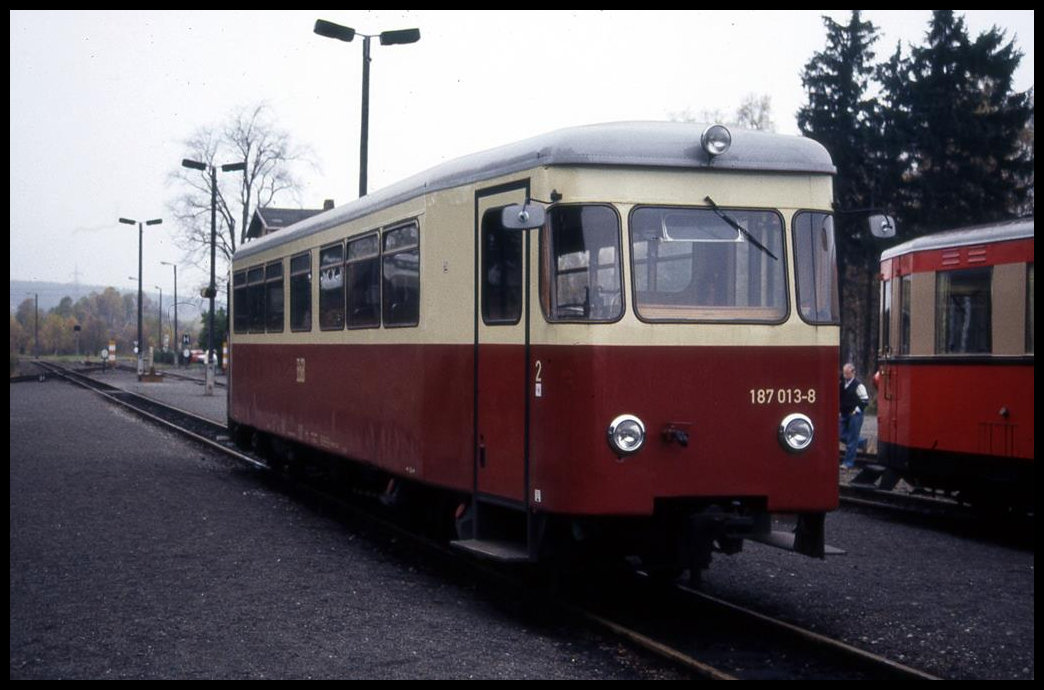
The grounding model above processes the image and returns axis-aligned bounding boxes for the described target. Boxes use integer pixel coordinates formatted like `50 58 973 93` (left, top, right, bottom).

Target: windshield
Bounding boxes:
630 206 786 322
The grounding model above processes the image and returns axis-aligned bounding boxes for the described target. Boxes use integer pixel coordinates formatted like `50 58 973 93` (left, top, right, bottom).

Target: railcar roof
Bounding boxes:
881 217 1034 261
236 121 835 261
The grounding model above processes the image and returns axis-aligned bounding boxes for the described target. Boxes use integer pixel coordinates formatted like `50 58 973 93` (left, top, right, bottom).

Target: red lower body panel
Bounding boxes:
230 342 839 517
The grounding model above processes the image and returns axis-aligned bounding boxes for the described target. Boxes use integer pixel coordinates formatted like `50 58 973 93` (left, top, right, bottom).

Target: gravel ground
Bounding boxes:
10 375 1033 679
699 509 1034 680
9 380 680 680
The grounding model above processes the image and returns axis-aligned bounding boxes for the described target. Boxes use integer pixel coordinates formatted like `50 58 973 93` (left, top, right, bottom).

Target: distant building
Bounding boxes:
245 200 335 241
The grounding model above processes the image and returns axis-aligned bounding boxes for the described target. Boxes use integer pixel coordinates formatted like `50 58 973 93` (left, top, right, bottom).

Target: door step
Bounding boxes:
450 538 531 563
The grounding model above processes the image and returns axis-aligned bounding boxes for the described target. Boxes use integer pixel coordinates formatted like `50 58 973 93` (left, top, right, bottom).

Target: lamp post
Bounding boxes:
162 261 179 366
314 19 420 198
181 158 246 394
23 293 38 357
154 285 163 354
119 216 162 378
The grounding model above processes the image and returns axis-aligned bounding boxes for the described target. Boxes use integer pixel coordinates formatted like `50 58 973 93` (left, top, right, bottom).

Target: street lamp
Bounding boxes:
314 19 420 198
119 216 162 378
154 285 163 353
181 158 246 394
161 261 179 366
23 293 38 357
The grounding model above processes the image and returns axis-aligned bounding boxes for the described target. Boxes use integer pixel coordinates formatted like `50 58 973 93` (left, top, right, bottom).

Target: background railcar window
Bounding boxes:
265 261 284 332
290 252 311 332
630 206 785 322
935 267 991 354
880 278 892 355
792 211 839 324
899 274 912 355
347 233 381 328
232 270 248 333
1026 263 1034 353
319 243 345 330
247 266 265 332
382 223 419 327
482 208 523 324
542 205 622 322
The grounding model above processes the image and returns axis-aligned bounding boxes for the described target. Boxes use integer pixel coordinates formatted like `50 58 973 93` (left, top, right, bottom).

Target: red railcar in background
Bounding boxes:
876 219 1034 509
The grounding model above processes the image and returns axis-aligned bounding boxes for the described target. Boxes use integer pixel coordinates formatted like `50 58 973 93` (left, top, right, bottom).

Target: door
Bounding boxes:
475 183 531 503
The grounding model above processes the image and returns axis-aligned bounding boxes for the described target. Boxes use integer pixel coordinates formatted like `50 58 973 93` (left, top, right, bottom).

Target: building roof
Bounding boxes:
246 206 330 240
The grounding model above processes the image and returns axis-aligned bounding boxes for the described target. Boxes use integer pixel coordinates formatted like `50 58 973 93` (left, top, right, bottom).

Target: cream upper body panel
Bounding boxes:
231 122 836 348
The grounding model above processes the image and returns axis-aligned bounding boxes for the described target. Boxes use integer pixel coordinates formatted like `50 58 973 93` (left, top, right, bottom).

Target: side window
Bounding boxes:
232 270 248 333
542 205 622 322
382 222 420 327
1027 263 1034 354
347 233 381 329
482 207 523 324
879 278 891 355
899 274 912 355
935 267 991 354
247 266 265 333
265 261 284 332
289 252 312 332
792 211 839 324
319 243 345 330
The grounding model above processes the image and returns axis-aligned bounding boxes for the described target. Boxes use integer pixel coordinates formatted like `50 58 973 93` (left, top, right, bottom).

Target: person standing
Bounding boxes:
839 363 870 468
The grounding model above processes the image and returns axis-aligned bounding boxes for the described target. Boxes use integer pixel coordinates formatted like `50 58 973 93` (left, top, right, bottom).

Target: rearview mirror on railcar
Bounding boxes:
868 214 896 238
501 203 546 230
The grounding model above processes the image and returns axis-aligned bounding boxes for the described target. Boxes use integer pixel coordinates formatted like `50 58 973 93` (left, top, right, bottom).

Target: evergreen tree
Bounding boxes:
799 11 884 217
881 10 1034 233
797 11 886 375
798 10 1033 378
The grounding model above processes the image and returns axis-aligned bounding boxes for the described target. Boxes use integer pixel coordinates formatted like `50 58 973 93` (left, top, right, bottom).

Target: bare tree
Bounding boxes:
735 93 775 131
168 103 317 279
669 93 776 131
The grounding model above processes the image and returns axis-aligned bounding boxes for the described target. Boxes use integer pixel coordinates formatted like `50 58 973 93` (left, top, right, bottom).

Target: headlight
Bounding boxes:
607 414 646 457
778 413 814 453
701 124 732 157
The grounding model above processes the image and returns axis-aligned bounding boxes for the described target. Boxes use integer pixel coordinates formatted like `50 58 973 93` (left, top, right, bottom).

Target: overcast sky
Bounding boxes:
9 10 1034 297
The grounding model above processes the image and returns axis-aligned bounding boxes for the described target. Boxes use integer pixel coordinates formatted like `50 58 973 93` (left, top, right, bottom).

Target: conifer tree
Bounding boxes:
879 10 1034 234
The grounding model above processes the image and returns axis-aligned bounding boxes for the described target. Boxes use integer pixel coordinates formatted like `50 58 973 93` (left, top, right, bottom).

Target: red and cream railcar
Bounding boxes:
229 122 842 575
876 219 1034 509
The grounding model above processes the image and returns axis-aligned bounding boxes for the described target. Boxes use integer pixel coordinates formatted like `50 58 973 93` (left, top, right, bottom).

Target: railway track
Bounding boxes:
562 571 940 680
838 459 1033 548
29 360 941 680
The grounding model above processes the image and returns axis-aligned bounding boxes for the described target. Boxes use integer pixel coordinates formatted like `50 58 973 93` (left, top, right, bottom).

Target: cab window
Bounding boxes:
541 205 622 322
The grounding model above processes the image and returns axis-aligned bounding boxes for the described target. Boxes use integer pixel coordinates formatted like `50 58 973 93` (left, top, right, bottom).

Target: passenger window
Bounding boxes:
542 205 622 322
347 233 381 328
482 208 523 324
1027 264 1034 354
899 275 911 355
382 223 420 327
247 266 265 333
289 252 311 332
319 243 345 330
232 270 248 333
265 261 284 332
936 267 991 354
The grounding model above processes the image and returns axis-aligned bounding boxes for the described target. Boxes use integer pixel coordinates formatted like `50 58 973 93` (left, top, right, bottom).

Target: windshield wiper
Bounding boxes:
704 196 778 261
